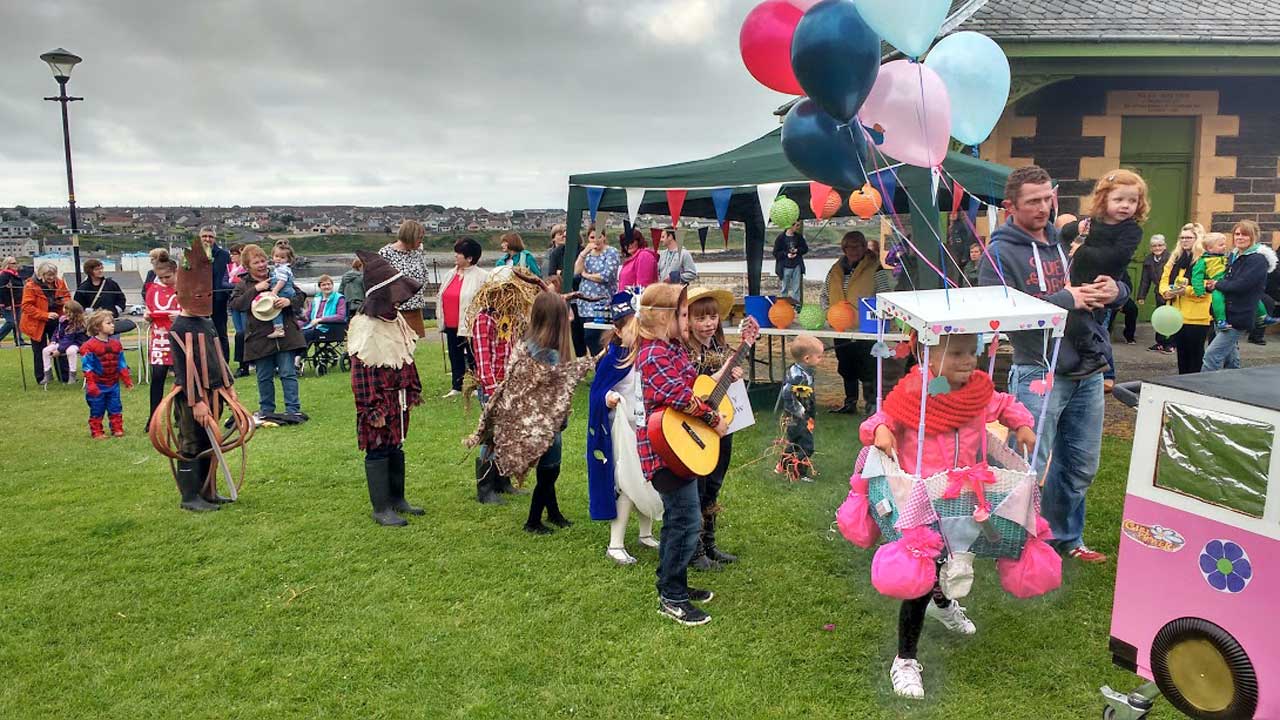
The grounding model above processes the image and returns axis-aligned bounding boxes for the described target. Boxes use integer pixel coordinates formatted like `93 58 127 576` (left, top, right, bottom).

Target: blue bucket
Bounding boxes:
745 295 774 329
858 297 884 334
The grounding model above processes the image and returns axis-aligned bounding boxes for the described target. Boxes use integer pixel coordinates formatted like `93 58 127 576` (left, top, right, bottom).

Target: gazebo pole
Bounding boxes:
901 166 945 291
744 203 766 297
563 186 587 293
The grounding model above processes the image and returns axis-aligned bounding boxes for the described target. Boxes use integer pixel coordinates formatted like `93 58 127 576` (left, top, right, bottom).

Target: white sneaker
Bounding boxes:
605 547 637 565
251 412 266 427
926 600 977 635
637 534 660 549
441 389 462 399
890 657 924 699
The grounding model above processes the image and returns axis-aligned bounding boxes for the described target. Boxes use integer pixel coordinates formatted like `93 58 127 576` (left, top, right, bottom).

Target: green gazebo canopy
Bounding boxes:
563 128 1013 294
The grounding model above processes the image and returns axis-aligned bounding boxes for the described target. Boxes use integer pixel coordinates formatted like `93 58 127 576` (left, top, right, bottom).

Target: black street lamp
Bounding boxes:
40 47 85 287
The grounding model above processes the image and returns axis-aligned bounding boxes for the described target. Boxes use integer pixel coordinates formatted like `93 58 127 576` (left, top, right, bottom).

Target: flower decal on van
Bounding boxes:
1199 540 1252 594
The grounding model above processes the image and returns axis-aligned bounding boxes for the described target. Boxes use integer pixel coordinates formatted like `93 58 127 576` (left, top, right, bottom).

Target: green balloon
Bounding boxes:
770 197 800 228
1150 304 1184 337
798 303 825 330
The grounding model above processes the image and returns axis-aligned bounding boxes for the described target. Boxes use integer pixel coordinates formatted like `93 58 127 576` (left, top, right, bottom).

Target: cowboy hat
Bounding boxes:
685 286 734 320
252 293 283 322
356 249 423 320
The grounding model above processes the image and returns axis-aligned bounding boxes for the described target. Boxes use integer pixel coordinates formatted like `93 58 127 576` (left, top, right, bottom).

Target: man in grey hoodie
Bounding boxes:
977 165 1127 565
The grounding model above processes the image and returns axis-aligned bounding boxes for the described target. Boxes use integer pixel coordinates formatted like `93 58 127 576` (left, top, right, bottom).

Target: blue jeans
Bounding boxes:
780 267 803 304
1202 326 1244 371
1010 365 1104 551
231 309 246 335
255 349 301 414
655 474 702 603
0 307 19 345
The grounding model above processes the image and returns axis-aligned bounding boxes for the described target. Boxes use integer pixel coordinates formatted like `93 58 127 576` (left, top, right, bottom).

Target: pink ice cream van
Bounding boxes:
1104 367 1280 719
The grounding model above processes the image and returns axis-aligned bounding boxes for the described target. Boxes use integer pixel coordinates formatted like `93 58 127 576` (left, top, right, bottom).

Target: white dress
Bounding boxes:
608 367 664 519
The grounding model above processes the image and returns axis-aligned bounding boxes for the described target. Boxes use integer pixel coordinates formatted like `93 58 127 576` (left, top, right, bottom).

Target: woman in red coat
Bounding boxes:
20 262 72 385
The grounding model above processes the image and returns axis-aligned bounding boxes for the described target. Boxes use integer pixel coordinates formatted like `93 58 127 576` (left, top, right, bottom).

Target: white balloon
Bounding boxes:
855 0 950 58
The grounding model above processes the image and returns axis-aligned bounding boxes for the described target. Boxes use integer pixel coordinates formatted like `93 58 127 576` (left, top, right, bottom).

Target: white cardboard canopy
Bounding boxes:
876 286 1068 346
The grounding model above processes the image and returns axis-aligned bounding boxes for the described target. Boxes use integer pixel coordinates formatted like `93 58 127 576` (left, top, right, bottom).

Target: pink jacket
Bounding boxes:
859 391 1034 478
617 248 658 289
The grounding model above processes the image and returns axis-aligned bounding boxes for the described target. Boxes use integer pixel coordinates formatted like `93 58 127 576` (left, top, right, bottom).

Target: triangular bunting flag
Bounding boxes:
809 181 833 218
721 222 730 247
930 167 942 206
756 182 784 228
987 204 999 234
666 190 687 229
869 171 897 216
993 478 1038 534
894 478 940 531
938 516 982 554
950 180 964 219
650 227 663 245
586 187 605 223
625 187 647 226
697 226 709 254
710 188 733 228
622 219 633 242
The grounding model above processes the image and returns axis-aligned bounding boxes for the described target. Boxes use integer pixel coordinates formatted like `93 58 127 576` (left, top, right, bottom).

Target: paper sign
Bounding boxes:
725 379 756 435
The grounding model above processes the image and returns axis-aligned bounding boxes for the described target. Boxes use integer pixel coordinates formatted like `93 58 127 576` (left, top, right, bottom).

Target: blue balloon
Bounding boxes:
924 31 1011 146
856 0 949 60
790 0 881 122
782 98 869 190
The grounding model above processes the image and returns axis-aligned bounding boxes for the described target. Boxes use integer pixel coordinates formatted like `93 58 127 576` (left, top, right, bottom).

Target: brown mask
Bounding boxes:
357 250 422 321
175 234 214 317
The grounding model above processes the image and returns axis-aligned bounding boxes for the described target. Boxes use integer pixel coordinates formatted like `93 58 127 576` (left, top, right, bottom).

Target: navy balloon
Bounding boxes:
790 0 881 122
782 98 869 190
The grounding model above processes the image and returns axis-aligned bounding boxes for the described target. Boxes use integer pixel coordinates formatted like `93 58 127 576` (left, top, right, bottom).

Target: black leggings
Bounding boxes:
527 464 563 526
1174 324 1210 374
898 582 951 660
148 364 171 429
442 327 473 392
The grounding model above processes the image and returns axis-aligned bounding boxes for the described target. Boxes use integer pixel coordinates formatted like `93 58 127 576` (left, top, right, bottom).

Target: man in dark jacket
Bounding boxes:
201 226 233 362
1135 234 1172 351
977 165 1125 565
1203 231 1277 370
772 221 808 304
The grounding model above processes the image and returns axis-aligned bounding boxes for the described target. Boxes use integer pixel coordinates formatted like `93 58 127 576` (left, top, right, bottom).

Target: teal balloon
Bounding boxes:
790 0 881 122
1151 305 1185 337
925 31 1011 146
770 197 801 228
798 304 825 330
855 0 949 59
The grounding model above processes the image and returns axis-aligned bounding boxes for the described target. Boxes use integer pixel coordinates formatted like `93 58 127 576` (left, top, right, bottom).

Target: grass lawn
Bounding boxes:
0 342 1144 719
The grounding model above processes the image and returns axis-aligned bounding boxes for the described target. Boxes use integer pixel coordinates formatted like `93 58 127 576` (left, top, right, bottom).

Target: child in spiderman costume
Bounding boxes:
81 310 134 438
349 250 426 527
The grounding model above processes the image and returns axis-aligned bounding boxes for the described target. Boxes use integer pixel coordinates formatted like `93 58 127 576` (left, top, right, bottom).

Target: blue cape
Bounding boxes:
586 343 633 520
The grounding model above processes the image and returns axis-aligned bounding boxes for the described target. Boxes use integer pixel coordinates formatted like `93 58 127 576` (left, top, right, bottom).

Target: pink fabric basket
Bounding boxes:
871 526 944 600
837 474 880 548
996 517 1062 599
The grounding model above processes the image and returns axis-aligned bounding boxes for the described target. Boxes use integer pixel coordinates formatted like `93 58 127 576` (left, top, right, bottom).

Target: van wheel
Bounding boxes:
1151 618 1257 719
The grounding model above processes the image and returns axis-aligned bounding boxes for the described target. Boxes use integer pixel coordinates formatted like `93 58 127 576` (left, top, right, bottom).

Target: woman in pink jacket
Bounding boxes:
859 333 1036 700
616 229 658 290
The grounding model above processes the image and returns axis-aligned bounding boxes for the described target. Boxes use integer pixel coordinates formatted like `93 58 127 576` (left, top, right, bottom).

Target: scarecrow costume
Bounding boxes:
776 361 817 481
349 250 425 527
148 237 254 513
465 266 544 504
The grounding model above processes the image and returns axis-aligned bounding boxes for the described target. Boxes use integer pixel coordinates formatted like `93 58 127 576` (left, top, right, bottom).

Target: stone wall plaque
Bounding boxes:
1107 90 1219 116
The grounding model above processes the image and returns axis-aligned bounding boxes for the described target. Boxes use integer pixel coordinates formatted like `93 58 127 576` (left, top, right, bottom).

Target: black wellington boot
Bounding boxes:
476 457 505 505
366 456 408 527
388 447 424 516
689 537 722 572
177 460 219 512
198 457 234 504
541 465 572 528
703 514 737 564
493 472 527 495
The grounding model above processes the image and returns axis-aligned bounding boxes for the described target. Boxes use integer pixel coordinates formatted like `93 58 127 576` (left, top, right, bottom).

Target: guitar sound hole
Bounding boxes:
680 422 706 449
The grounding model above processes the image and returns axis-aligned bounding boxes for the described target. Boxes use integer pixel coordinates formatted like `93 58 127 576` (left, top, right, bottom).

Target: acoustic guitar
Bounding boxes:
647 319 760 479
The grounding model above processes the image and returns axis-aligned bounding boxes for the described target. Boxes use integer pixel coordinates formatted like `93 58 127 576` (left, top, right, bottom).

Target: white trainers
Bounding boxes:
890 657 924 699
605 547 637 565
637 534 660 549
926 600 977 635
441 389 462 399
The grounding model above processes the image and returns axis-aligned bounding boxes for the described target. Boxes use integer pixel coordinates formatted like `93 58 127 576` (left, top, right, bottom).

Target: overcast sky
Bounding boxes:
0 0 790 210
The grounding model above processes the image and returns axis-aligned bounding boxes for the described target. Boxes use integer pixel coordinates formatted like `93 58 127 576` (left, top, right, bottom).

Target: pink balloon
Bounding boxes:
740 0 805 95
857 60 952 168
786 0 823 9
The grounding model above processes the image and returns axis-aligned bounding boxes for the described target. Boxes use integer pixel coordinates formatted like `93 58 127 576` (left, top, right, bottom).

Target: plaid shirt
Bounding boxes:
351 356 422 450
471 310 512 396
636 338 718 480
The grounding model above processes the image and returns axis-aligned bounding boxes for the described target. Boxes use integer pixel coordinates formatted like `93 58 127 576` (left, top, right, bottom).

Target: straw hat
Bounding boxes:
686 286 734 319
251 294 283 322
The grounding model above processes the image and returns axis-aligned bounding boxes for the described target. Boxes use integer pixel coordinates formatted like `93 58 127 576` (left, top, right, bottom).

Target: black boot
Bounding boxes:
524 469 553 534
689 537 722 572
177 460 219 512
388 446 424 516
541 465 571 528
476 458 505 505
703 514 737 564
366 456 407 527
494 472 528 495
198 457 234 504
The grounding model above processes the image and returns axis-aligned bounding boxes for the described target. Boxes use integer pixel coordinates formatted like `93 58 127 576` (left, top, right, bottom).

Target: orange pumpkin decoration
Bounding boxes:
827 301 857 332
768 298 796 329
849 183 883 220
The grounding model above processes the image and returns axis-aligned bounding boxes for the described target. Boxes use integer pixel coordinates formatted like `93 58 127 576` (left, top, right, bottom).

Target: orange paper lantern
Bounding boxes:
827 301 857 332
809 182 842 220
768 298 796 329
849 183 883 220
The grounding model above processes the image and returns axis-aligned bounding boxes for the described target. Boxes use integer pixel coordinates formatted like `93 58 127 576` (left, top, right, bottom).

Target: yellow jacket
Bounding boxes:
1160 258 1211 326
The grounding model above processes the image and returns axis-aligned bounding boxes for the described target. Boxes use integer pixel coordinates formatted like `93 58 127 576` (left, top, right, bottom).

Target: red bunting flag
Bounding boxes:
666 189 687 229
650 227 664 245
950 180 964 219
721 221 730 247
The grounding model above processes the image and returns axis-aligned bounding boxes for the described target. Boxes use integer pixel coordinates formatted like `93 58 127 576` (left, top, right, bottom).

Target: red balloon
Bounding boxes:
740 1 805 95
